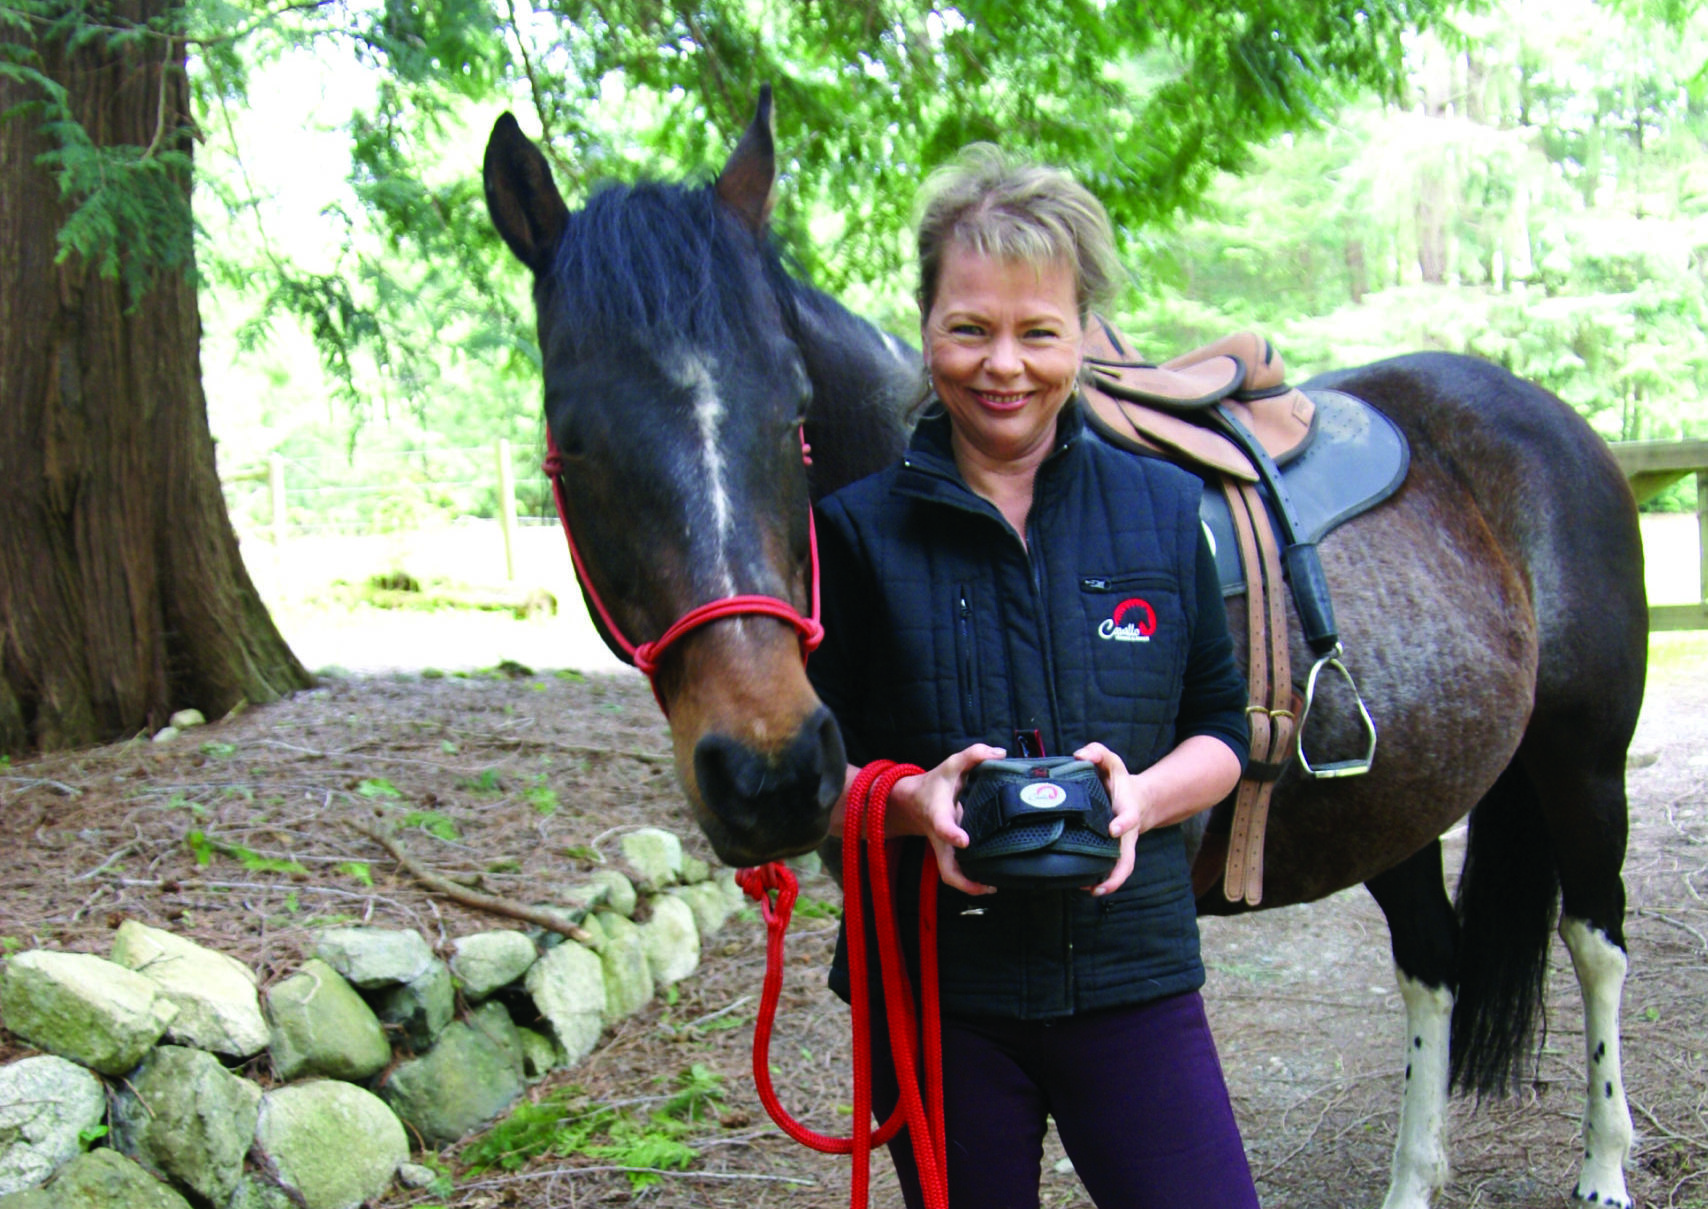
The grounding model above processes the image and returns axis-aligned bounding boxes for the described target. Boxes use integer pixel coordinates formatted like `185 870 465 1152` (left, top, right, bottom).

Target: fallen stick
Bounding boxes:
342 817 594 944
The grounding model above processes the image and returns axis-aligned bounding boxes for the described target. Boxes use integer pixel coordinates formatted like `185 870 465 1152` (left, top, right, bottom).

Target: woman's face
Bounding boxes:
923 243 1083 471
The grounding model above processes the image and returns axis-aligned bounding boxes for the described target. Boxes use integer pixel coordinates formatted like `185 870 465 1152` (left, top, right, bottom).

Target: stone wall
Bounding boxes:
0 827 752 1209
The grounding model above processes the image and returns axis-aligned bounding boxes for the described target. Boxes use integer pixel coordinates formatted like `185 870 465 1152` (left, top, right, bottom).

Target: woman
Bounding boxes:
808 144 1261 1209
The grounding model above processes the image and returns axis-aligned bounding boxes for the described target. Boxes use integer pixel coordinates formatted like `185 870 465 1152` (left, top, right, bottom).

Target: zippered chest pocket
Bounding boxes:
953 582 983 733
1079 572 1189 704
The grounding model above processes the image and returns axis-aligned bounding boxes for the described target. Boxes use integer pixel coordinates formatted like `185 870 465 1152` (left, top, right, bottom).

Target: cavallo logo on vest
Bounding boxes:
1097 598 1157 643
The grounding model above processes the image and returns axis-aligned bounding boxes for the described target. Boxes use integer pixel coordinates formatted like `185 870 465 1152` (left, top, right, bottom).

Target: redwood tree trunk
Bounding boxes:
0 0 310 755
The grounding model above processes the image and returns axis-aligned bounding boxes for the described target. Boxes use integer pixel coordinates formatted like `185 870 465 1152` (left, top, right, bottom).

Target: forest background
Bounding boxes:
197 0 1708 543
5 0 1707 709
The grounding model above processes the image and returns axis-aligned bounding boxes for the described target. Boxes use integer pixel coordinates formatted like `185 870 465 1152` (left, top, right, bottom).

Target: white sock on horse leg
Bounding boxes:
1380 970 1452 1209
1559 916 1634 1209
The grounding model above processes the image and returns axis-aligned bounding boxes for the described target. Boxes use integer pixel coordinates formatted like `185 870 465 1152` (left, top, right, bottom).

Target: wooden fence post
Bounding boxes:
1698 470 1707 607
497 438 518 582
268 453 286 548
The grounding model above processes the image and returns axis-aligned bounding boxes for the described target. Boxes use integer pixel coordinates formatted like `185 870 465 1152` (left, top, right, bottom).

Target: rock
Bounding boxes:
679 854 712 884
576 913 608 948
523 942 605 1067
373 957 454 1051
228 1175 299 1209
639 894 700 986
596 914 653 1020
24 1149 191 1208
111 1045 260 1207
515 1027 558 1080
378 1003 524 1147
254 1081 407 1209
264 959 391 1082
715 868 751 914
0 1188 52 1208
670 882 735 939
151 726 180 744
449 932 539 1000
588 869 637 917
397 1162 439 1189
314 927 434 988
522 905 586 952
168 709 206 730
0 950 177 1075
785 849 823 877
0 1056 106 1195
110 921 269 1058
620 828 683 892
559 881 610 913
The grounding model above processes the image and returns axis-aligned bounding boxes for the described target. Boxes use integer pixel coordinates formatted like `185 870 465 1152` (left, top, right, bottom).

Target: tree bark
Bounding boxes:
0 0 311 755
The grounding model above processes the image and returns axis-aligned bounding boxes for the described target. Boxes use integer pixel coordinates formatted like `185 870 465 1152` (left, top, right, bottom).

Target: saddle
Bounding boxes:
1078 318 1403 905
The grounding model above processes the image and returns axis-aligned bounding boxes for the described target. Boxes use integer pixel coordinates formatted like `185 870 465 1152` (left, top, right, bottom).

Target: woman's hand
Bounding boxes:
1074 735 1244 897
881 743 1006 895
1073 742 1150 897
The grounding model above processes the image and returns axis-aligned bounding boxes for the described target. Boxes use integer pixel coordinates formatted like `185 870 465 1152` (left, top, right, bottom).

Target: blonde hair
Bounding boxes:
914 143 1123 320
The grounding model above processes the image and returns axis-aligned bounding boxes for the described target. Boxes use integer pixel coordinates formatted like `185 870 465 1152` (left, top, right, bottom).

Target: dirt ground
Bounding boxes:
1 652 1704 1209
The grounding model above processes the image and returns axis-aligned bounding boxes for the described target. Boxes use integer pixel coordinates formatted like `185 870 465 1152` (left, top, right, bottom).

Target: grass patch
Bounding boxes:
458 1066 725 1189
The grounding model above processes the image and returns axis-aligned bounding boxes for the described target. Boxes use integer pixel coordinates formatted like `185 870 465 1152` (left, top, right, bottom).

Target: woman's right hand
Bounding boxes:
880 744 1006 895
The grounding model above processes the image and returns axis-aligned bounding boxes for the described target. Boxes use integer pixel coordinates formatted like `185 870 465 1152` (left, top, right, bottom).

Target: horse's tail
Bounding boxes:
1449 760 1560 1098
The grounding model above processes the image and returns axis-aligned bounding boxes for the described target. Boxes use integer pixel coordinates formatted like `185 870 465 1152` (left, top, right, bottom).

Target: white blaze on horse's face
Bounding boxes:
666 348 738 600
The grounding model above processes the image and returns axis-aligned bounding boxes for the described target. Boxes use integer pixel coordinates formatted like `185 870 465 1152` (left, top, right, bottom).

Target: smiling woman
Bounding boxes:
808 143 1257 1209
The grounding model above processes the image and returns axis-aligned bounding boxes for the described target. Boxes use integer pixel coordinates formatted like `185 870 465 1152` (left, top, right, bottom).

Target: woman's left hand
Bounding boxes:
1073 741 1151 897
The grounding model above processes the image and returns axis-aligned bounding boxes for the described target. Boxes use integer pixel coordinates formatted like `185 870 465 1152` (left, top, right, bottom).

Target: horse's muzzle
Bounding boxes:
693 705 845 864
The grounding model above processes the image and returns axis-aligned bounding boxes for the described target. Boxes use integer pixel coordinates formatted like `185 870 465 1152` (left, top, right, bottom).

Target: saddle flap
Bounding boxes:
1083 318 1245 411
1079 317 1317 473
1081 384 1261 481
1085 356 1246 411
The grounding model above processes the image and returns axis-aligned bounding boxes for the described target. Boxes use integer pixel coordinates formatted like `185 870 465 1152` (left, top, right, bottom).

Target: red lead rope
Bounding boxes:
736 761 949 1209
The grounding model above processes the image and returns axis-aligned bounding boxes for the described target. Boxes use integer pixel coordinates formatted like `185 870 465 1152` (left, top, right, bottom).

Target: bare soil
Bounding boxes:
1 660 1703 1209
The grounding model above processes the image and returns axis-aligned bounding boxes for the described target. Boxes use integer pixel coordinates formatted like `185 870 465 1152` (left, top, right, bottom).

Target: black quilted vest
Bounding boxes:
811 407 1216 1019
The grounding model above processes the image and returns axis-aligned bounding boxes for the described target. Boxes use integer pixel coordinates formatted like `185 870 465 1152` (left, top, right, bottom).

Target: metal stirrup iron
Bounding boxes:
1296 642 1377 779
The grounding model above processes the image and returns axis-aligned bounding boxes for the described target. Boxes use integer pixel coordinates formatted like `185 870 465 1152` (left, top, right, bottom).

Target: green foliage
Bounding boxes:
356 777 401 798
338 860 374 885
401 809 461 840
76 1123 107 1151
459 1069 723 1189
1 0 196 297
185 829 309 875
525 776 557 816
185 829 214 866
1117 0 1708 469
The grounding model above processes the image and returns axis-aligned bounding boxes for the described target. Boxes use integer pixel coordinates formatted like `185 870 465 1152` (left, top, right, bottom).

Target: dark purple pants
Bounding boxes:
872 991 1260 1209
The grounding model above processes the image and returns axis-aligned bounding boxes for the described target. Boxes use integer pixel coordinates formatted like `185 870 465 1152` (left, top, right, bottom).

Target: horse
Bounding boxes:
482 89 1647 1209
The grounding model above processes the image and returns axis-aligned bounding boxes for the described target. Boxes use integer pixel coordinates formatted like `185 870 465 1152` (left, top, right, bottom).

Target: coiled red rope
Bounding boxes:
736 760 949 1209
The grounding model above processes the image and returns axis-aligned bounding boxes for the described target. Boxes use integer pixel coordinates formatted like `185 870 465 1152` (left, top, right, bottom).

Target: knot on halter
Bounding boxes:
542 450 564 477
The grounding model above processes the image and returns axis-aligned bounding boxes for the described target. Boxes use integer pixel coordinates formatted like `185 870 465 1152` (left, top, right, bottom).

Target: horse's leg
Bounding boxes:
1524 742 1635 1208
1364 839 1458 1209
1558 917 1633 1208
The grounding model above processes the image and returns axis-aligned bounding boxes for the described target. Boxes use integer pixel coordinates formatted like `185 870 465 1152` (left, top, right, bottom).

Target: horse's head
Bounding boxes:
483 91 902 865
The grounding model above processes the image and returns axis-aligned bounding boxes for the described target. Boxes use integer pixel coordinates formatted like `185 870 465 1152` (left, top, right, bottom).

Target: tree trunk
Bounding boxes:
0 0 311 755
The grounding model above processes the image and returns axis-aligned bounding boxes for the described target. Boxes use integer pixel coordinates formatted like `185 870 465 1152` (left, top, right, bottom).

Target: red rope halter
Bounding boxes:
737 761 949 1209
541 427 824 710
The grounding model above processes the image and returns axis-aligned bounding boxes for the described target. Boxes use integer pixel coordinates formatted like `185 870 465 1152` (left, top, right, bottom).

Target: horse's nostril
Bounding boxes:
693 708 845 856
808 705 847 812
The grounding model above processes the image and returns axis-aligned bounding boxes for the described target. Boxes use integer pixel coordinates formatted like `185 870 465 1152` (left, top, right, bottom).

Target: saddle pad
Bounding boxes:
1192 389 1410 594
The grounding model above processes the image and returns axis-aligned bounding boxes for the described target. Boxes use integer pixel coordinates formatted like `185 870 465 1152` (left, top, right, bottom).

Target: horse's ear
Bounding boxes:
716 83 777 232
484 113 569 274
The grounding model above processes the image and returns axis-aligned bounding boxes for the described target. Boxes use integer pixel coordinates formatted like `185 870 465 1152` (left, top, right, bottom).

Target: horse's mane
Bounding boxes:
547 179 799 357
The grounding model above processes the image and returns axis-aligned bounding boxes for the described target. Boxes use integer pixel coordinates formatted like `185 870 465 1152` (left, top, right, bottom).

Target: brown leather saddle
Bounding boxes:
1078 318 1394 905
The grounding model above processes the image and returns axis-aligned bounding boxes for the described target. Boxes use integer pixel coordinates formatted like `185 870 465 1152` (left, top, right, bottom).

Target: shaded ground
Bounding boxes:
1 657 1703 1208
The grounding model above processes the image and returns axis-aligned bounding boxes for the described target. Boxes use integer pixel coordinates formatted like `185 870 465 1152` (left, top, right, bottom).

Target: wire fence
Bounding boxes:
220 440 558 579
